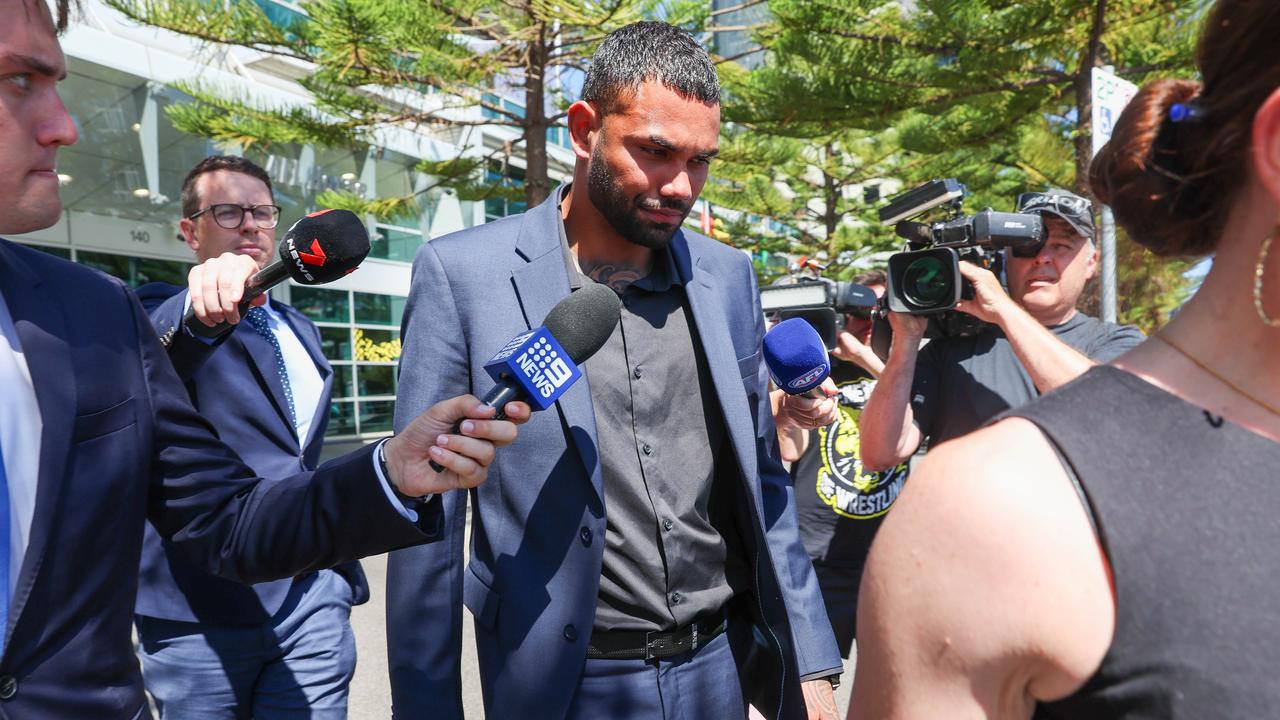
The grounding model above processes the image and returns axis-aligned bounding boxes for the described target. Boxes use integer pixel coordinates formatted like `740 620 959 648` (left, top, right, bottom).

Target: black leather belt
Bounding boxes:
586 612 728 660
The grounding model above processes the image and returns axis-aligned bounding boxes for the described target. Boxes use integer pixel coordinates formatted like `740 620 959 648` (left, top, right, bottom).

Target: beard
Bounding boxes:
587 143 691 250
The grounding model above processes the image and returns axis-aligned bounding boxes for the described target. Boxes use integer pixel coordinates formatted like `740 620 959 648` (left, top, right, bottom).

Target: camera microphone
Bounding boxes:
183 209 371 339
763 318 834 400
427 282 622 472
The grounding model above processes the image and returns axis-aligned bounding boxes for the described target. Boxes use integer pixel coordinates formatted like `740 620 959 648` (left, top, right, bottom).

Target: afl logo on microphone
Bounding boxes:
287 237 327 282
516 338 574 398
787 365 827 391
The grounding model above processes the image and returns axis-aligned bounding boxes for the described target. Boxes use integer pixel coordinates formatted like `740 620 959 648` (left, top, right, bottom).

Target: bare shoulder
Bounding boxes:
850 418 1114 719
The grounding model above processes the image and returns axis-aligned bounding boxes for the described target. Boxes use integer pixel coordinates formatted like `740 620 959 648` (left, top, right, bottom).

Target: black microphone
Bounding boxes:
184 209 371 339
428 281 622 472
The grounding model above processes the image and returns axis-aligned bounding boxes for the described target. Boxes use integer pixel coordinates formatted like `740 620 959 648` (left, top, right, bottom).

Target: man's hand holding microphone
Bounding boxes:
183 208 531 498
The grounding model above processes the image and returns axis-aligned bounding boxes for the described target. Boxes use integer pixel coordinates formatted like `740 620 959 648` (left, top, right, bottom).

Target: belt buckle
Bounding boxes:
643 629 663 661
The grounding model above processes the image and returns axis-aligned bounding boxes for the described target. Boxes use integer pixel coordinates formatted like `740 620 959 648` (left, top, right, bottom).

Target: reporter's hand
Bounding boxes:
801 678 838 720
774 377 840 432
887 310 928 342
188 252 265 327
383 395 532 496
954 261 1015 325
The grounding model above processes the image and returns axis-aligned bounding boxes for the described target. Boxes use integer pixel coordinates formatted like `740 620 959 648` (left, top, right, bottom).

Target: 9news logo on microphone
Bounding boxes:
484 327 582 410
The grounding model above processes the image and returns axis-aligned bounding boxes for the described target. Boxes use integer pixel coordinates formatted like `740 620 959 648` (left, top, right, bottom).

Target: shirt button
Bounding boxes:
564 624 578 642
662 519 674 532
580 527 593 546
0 675 18 700
633 366 642 379
642 444 652 456
670 592 682 605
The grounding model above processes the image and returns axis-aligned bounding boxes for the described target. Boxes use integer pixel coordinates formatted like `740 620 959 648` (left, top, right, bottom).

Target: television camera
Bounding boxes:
758 257 880 352
880 178 1047 337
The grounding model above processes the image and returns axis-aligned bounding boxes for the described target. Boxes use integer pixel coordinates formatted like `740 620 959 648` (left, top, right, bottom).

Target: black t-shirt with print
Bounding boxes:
792 360 910 571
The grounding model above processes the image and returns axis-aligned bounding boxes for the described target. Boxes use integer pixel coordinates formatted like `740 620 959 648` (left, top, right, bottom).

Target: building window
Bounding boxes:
353 292 405 327
75 250 192 288
484 161 527 221
294 285 405 440
291 286 350 324
370 224 422 263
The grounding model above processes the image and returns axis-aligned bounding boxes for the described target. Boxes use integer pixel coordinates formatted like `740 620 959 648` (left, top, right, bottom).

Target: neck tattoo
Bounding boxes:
580 259 647 294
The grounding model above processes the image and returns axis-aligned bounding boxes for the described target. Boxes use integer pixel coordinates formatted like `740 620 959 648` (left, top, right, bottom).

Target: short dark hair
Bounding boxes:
854 269 887 287
180 156 273 219
45 0 78 33
581 21 720 117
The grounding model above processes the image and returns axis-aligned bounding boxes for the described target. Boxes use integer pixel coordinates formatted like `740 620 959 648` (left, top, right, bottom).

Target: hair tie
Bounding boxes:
1169 100 1205 123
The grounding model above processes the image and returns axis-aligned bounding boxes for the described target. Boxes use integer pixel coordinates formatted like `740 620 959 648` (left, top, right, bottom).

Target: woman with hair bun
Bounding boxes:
847 1 1280 718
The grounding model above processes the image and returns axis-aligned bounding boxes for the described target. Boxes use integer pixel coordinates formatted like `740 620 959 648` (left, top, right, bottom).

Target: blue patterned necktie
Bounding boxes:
245 306 297 429
0 441 10 648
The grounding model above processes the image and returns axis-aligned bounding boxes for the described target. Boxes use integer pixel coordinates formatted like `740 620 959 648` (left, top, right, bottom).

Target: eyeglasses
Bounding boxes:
1016 192 1092 218
188 204 282 230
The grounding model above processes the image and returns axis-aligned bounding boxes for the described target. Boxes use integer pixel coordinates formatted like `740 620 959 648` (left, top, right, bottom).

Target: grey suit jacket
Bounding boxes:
385 188 841 720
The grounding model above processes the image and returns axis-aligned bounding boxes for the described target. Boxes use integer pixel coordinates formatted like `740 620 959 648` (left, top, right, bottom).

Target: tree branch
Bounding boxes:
710 0 767 19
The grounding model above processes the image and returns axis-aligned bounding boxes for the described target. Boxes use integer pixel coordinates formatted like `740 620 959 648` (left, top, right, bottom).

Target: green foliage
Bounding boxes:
104 0 707 210
723 0 1208 319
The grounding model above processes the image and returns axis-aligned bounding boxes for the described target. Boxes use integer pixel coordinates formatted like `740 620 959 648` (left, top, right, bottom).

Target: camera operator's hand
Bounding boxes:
955 261 1016 325
887 310 929 342
834 329 885 376
773 378 841 432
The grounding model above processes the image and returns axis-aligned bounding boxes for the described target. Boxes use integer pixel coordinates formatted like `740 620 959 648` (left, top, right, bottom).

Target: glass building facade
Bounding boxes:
12 4 575 450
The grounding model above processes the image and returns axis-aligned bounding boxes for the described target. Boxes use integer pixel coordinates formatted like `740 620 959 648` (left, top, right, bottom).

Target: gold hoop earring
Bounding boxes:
1255 228 1280 328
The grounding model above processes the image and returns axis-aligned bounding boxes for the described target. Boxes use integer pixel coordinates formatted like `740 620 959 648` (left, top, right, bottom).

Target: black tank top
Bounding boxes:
1010 366 1280 719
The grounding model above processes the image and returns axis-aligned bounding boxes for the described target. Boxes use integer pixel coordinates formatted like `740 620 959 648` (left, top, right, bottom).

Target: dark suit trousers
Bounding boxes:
563 622 752 720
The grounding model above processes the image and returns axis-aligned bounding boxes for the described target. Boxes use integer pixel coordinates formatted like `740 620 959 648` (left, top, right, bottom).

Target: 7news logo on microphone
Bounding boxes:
484 327 582 410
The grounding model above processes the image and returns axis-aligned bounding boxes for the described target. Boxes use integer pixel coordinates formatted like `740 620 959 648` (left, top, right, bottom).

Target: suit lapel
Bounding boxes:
0 244 74 647
671 235 759 500
511 192 604 501
235 322 296 434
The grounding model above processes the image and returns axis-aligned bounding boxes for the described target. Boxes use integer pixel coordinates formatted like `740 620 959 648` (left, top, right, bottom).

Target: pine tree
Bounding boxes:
104 0 708 214
724 0 1206 331
702 125 902 276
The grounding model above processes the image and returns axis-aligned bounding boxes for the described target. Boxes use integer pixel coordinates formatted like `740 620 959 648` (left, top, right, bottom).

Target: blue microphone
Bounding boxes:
480 328 582 411
763 318 832 399
427 282 621 472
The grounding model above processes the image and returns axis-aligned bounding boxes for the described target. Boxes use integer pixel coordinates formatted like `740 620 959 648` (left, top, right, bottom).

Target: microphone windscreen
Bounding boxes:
543 281 622 364
278 209 371 284
763 317 831 395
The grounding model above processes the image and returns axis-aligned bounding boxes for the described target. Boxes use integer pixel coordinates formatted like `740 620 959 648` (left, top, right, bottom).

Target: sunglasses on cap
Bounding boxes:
1015 191 1095 243
1016 192 1092 216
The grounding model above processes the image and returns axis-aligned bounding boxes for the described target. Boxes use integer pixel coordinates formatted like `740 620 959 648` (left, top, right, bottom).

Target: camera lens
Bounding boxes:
902 256 953 308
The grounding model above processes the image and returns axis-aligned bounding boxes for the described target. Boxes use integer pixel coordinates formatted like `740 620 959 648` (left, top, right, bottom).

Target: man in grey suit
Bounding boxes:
386 21 842 720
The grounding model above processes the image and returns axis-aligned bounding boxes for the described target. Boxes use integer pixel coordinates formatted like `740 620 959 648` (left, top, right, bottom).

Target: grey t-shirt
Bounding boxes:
911 312 1145 448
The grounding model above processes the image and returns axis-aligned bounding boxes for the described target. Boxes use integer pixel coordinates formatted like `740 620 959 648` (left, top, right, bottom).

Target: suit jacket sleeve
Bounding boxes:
384 240 470 719
129 284 444 583
137 283 231 382
742 262 844 682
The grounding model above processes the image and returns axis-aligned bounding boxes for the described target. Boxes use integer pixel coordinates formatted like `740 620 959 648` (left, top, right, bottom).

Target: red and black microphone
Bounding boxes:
184 209 371 339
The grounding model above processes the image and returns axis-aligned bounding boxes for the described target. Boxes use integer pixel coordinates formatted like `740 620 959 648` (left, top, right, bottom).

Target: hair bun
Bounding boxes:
1090 79 1212 257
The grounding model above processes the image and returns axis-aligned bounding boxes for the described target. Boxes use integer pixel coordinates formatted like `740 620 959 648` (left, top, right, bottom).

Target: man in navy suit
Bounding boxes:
133 156 366 718
0 2 527 717
386 22 842 720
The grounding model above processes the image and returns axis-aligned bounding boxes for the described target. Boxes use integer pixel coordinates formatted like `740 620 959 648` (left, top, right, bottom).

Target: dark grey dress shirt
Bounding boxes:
557 196 748 633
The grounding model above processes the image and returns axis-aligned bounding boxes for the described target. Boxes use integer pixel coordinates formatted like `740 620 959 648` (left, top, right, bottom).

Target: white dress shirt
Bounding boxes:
0 288 42 599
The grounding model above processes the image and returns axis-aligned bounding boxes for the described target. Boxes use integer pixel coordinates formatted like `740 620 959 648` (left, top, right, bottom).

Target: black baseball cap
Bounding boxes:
1016 189 1095 241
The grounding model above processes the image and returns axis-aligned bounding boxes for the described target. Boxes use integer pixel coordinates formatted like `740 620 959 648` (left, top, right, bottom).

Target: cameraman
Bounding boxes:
772 271 909 672
859 190 1145 471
